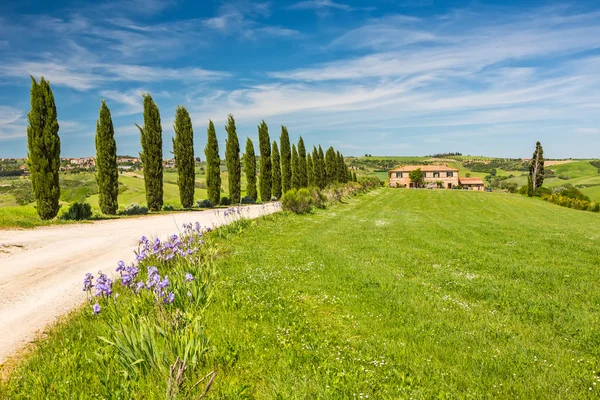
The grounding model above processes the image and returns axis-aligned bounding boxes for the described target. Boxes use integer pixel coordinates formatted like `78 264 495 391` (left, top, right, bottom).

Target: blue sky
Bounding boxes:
1 0 599 158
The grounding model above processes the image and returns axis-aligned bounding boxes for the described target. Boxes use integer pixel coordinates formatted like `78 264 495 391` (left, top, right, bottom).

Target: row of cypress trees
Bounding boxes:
25 77 353 218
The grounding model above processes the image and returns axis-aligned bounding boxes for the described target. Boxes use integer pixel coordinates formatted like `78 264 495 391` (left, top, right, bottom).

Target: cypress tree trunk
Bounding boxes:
95 100 118 214
325 146 337 185
172 106 195 208
27 76 61 220
306 153 314 187
529 141 545 190
244 137 257 200
298 137 307 187
258 121 271 202
280 126 292 193
271 141 282 199
225 114 241 204
291 144 300 190
204 120 221 205
136 94 163 211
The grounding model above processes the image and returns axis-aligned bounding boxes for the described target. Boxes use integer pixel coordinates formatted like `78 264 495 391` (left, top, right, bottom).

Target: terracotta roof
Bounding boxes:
459 177 485 185
389 164 459 172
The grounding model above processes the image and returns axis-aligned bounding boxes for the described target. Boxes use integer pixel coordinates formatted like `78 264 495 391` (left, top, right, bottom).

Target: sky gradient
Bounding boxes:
1 0 599 158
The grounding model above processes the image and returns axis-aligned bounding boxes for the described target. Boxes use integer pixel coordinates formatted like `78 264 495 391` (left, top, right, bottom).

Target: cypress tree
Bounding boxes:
529 141 545 191
172 106 195 208
325 146 337 185
280 126 292 193
27 76 61 220
271 141 282 199
336 151 346 183
291 144 300 189
352 171 357 182
95 100 118 215
306 153 314 187
258 121 271 202
317 145 326 189
204 120 221 205
298 137 307 187
244 137 257 200
225 114 241 204
136 93 163 211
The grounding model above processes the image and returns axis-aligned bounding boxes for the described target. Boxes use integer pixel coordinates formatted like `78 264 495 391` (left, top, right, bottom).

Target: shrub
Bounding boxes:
119 203 149 216
61 201 93 220
241 196 256 204
220 196 231 206
310 187 327 209
281 188 313 214
162 204 175 211
197 199 214 208
270 196 278 202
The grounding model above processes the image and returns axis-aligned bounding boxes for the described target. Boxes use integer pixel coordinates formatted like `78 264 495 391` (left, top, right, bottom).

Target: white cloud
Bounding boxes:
288 0 353 11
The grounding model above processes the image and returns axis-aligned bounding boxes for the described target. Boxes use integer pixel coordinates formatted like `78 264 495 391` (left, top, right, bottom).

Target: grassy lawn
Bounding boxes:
4 189 600 398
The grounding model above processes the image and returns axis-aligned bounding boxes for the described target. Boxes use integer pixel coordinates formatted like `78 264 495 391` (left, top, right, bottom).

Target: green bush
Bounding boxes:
197 199 214 208
310 187 327 209
220 196 231 206
119 203 149 216
61 201 93 220
281 188 313 214
241 196 256 204
162 204 175 211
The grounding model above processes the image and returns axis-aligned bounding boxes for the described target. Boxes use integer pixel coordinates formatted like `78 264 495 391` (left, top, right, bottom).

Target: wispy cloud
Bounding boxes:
0 106 26 142
288 0 353 11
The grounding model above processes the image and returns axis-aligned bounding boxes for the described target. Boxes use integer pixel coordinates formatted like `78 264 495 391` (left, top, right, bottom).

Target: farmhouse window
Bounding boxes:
395 172 400 178
433 172 440 178
446 172 453 177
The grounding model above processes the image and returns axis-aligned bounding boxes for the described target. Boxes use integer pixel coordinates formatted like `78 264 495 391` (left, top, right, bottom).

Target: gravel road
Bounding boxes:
0 204 279 364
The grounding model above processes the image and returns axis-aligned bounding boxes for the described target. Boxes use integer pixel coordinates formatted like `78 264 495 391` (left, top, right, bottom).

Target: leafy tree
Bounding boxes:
225 114 241 204
291 144 300 189
204 120 221 205
258 120 271 202
244 137 257 200
27 76 61 219
298 136 307 187
172 106 195 208
95 100 118 214
529 141 545 190
325 146 337 185
271 140 282 199
409 168 424 187
306 153 314 187
280 126 292 193
136 93 163 211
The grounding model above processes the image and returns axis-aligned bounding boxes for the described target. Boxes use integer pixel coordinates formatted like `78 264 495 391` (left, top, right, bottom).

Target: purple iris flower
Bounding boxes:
116 260 125 273
163 292 175 304
92 303 101 314
185 273 194 282
135 281 145 292
83 273 94 292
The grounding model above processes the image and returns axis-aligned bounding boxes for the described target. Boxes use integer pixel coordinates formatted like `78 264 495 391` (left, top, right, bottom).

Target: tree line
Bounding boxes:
26 77 356 219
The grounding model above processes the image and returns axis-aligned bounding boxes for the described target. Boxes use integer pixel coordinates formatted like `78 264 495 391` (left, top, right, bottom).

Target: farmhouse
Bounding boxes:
388 165 485 190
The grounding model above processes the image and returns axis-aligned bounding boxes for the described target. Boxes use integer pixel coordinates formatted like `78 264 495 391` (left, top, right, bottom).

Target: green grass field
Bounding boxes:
3 189 600 398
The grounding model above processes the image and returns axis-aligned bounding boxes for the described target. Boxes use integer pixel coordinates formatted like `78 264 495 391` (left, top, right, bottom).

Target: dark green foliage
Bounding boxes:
172 106 195 209
336 151 347 183
241 196 256 204
529 141 545 190
306 153 314 187
197 199 214 208
258 121 271 202
352 171 357 182
280 126 292 193
27 76 61 219
220 196 231 206
271 141 282 199
298 137 307 187
225 114 241 204
60 201 92 221
119 203 149 215
291 144 300 189
244 137 257 201
281 188 313 214
409 168 424 187
325 146 337 185
527 175 534 197
136 94 163 211
590 160 600 174
314 146 326 189
95 100 118 215
204 120 221 205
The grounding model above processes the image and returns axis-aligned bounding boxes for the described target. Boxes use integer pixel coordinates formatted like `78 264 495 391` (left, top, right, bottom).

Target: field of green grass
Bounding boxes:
3 189 600 398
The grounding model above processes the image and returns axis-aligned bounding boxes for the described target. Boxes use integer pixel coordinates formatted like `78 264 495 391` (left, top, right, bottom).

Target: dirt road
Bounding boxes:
0 204 279 364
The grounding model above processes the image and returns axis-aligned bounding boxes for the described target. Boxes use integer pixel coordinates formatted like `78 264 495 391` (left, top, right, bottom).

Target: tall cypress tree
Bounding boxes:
315 146 326 189
95 100 118 214
280 126 292 193
529 141 545 191
204 120 221 205
258 121 271 202
325 146 337 185
336 151 347 183
291 144 300 189
136 94 163 211
271 141 282 199
352 171 357 182
27 77 61 220
225 114 241 204
244 137 257 200
306 153 314 187
172 106 195 208
298 137 307 188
